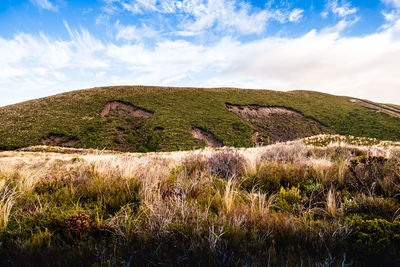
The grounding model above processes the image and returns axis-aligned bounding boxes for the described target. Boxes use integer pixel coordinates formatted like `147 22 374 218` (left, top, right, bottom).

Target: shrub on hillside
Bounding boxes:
348 156 387 197
347 217 400 265
277 185 301 211
182 153 209 176
343 195 399 220
208 149 245 179
241 164 281 193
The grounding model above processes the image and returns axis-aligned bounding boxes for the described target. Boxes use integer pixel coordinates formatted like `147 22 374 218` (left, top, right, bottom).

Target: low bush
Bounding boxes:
343 195 399 220
277 185 302 212
348 156 387 197
208 149 245 179
347 217 400 265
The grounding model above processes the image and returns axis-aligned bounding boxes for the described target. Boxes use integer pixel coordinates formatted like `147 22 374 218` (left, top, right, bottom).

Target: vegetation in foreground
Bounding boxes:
1 86 400 152
0 135 399 266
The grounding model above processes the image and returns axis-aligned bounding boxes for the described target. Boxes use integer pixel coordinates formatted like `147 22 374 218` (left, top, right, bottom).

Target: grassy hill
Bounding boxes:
1 86 400 152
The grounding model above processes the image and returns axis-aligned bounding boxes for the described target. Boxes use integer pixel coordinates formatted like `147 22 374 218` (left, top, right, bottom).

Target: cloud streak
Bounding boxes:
1 16 400 106
102 0 304 35
1 1 400 106
30 0 59 11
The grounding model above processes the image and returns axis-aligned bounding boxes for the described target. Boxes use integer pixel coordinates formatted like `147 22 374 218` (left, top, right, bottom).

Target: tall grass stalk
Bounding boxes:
0 186 18 230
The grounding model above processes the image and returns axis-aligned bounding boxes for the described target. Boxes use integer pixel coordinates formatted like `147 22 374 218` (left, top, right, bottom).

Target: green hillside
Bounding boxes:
1 86 400 152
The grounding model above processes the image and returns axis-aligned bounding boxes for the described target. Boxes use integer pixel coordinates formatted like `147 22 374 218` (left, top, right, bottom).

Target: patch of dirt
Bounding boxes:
40 134 78 147
100 101 155 151
100 101 153 119
350 98 400 118
226 104 330 146
191 127 223 147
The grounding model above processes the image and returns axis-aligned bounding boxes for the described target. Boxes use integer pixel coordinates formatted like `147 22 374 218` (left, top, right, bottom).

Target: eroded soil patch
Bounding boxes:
40 134 78 147
226 104 330 146
100 101 156 151
100 101 153 119
191 127 222 147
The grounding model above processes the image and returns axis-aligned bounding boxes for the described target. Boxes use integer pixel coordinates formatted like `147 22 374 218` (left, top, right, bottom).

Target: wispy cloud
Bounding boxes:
320 0 359 32
289 8 304 22
102 0 305 36
1 16 400 106
381 0 400 27
115 21 159 42
322 0 357 18
29 0 59 12
382 0 400 9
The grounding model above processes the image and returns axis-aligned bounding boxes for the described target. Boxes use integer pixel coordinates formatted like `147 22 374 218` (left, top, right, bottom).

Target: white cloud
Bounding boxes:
321 1 359 32
289 8 304 22
103 0 305 35
2 18 400 106
322 16 359 33
381 0 400 27
382 0 400 9
323 0 357 18
115 21 159 41
30 0 58 12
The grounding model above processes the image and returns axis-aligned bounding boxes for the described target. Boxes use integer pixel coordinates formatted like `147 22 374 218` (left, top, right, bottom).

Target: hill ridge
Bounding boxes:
1 85 400 152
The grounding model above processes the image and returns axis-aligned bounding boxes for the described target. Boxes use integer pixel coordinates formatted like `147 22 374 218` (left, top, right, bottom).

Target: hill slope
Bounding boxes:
1 86 400 152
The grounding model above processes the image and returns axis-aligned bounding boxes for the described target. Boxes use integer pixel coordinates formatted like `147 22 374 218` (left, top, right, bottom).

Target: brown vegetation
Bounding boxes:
100 100 153 119
226 103 330 145
0 135 400 266
40 134 78 147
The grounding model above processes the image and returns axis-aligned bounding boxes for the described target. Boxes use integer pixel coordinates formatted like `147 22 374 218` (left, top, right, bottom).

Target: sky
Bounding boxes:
1 0 400 106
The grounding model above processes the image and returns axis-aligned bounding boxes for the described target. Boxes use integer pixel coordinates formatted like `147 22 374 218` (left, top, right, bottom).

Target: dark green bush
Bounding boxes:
344 195 399 220
347 217 400 265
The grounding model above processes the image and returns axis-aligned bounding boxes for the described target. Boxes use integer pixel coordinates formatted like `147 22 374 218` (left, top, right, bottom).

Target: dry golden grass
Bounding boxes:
0 135 399 266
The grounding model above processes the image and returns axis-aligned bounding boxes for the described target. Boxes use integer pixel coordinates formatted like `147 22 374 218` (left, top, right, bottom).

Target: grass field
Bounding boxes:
0 135 400 266
1 86 400 152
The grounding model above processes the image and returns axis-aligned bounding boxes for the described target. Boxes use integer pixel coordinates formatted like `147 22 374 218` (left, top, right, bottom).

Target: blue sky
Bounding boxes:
1 0 400 106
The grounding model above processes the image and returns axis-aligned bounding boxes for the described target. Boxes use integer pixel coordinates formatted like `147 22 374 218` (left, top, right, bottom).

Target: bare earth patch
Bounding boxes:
100 101 153 119
226 104 330 146
191 127 223 147
350 98 400 118
99 101 154 151
40 134 78 147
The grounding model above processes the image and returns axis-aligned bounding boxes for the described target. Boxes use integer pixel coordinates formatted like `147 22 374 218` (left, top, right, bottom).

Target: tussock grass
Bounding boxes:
0 135 399 265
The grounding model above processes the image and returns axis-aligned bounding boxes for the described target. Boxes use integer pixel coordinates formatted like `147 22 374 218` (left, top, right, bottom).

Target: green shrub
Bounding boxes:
347 217 400 265
241 164 281 193
277 185 302 211
343 195 399 220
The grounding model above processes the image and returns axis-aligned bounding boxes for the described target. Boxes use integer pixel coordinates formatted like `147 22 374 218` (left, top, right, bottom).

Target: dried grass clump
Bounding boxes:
0 186 18 230
261 142 307 162
208 149 245 179
182 152 209 176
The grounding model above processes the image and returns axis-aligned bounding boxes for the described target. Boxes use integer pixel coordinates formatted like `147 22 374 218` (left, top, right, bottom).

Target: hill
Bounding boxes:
1 86 400 152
